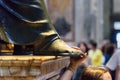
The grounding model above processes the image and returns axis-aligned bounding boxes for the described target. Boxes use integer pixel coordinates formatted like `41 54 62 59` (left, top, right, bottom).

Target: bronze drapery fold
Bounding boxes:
0 0 59 45
0 0 84 57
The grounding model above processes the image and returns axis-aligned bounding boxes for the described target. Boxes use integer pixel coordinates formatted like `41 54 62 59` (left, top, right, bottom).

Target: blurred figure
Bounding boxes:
103 43 115 80
77 42 91 65
88 40 103 66
59 46 87 80
104 43 115 65
106 49 120 80
60 55 112 80
100 40 110 64
78 42 89 53
80 66 112 80
72 42 91 80
100 39 110 54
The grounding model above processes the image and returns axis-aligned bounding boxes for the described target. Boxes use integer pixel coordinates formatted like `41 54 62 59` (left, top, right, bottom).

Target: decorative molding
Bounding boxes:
0 56 69 80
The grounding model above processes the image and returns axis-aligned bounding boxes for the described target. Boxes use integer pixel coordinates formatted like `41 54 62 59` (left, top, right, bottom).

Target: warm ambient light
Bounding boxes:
0 56 61 61
0 44 14 54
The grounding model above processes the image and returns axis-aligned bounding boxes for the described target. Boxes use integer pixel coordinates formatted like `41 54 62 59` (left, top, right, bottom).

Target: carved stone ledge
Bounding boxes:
0 56 59 67
0 56 70 80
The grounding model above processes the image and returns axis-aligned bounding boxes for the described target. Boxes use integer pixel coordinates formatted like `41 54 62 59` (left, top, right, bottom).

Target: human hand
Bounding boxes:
68 46 87 72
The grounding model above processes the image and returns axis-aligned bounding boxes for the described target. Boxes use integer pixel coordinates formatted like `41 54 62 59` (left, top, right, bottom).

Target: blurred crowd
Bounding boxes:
72 40 119 80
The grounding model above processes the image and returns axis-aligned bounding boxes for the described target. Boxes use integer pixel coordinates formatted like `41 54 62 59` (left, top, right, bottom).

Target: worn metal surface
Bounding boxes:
0 0 58 45
0 0 83 57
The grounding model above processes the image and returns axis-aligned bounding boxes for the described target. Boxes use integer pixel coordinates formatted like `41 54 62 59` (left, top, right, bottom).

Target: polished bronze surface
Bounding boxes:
0 0 84 57
0 0 58 45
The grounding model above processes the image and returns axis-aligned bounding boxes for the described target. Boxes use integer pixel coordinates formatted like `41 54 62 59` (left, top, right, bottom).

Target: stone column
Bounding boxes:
96 0 104 44
75 0 104 44
75 0 86 43
114 0 120 13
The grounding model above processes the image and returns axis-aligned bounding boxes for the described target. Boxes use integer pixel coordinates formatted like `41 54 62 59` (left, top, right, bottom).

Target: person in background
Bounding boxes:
80 66 112 80
106 49 120 80
60 47 112 80
78 42 91 65
104 44 115 80
100 39 110 54
99 39 110 65
104 43 115 65
72 42 91 80
59 46 87 80
88 40 103 66
78 42 89 53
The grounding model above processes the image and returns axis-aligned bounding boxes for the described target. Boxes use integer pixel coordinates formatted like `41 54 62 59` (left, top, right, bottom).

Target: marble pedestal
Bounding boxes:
0 56 69 80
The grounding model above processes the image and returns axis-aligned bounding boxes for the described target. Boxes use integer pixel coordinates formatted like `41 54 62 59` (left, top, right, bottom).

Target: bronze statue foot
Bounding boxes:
34 39 85 57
